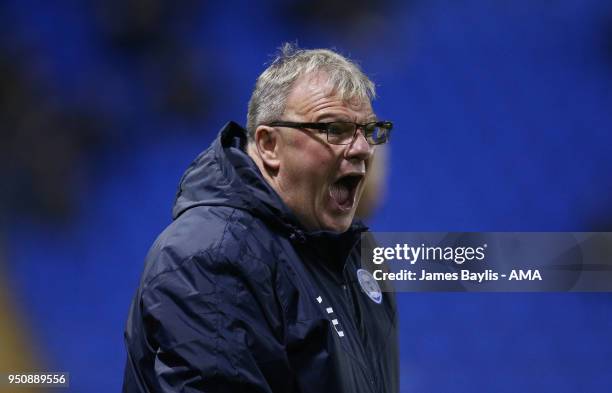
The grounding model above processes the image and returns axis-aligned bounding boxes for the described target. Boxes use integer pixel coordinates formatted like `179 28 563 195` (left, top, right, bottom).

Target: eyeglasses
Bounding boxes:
265 120 393 145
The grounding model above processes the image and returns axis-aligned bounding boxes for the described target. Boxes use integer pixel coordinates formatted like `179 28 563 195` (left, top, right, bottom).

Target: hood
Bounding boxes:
172 121 367 247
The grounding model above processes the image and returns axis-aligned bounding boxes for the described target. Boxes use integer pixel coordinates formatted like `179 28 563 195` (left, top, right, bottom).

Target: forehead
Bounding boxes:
285 72 373 119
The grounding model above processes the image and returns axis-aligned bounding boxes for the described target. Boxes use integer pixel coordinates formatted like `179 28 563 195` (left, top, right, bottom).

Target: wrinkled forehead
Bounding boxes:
286 71 373 116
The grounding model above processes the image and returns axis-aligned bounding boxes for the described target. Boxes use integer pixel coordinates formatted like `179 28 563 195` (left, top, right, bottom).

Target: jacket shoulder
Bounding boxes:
140 205 277 287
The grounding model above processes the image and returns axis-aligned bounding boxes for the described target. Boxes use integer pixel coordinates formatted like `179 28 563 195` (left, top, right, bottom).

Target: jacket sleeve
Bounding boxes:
135 251 293 393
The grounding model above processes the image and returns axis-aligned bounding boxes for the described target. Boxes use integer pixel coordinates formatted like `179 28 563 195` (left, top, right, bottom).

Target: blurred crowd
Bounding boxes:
0 0 395 226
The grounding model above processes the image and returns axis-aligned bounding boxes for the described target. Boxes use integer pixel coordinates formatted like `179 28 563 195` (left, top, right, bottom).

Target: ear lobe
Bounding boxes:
254 125 281 171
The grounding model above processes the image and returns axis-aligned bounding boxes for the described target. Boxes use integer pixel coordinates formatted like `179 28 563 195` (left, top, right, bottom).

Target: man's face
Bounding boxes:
274 72 376 233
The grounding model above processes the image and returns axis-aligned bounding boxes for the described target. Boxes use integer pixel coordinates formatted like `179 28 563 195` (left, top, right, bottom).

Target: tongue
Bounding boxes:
330 181 351 207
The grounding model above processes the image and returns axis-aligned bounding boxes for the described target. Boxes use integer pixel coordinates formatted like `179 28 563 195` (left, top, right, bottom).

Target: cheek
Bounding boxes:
286 139 335 177
280 136 341 205
288 155 330 198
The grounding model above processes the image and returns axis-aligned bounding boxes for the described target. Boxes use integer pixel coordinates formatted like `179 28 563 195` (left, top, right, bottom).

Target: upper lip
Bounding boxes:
334 172 366 191
335 171 365 183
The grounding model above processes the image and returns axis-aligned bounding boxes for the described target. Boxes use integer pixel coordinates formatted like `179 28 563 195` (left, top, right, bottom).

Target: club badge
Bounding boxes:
356 269 382 304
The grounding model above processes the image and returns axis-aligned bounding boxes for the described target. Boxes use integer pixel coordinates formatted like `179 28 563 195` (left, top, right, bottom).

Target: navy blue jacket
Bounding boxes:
123 122 399 393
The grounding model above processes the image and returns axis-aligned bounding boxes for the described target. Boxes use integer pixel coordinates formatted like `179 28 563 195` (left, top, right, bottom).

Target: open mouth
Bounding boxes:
329 174 364 211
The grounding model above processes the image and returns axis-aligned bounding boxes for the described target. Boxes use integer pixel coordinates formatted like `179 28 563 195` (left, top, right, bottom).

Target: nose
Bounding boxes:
344 129 374 161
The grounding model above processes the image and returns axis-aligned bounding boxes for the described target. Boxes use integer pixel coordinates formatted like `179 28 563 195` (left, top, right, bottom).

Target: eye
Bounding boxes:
327 122 354 136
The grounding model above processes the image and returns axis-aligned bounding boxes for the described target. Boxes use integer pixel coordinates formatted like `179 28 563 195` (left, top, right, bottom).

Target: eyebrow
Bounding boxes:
315 113 378 123
314 113 348 122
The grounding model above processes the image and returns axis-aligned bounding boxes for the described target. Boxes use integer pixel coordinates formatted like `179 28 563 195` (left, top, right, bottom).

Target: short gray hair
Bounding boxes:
246 43 376 139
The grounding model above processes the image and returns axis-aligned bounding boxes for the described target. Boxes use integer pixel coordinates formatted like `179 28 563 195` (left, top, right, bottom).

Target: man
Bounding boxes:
123 44 398 393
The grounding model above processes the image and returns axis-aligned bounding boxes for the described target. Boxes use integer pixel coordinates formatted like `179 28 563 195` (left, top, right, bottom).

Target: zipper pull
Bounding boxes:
289 228 306 243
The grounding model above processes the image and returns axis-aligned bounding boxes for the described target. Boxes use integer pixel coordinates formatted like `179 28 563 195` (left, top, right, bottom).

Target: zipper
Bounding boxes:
342 264 381 392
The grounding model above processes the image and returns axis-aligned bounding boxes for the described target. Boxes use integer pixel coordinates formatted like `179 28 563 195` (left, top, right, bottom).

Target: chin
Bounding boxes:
321 215 354 233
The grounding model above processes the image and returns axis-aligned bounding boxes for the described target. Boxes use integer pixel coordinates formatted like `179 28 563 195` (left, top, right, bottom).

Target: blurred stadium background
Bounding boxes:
1 0 611 392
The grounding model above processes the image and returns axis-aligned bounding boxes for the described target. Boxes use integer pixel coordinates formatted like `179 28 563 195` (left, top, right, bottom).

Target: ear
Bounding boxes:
253 125 281 171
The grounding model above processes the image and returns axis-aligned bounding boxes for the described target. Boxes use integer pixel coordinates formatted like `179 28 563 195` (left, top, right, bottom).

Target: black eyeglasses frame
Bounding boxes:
264 120 393 145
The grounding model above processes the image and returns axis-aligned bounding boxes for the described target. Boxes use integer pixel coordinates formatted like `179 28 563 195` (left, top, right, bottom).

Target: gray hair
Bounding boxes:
246 43 376 139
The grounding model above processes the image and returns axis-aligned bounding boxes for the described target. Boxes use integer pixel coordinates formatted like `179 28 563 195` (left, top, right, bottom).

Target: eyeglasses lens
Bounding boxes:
327 122 357 144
